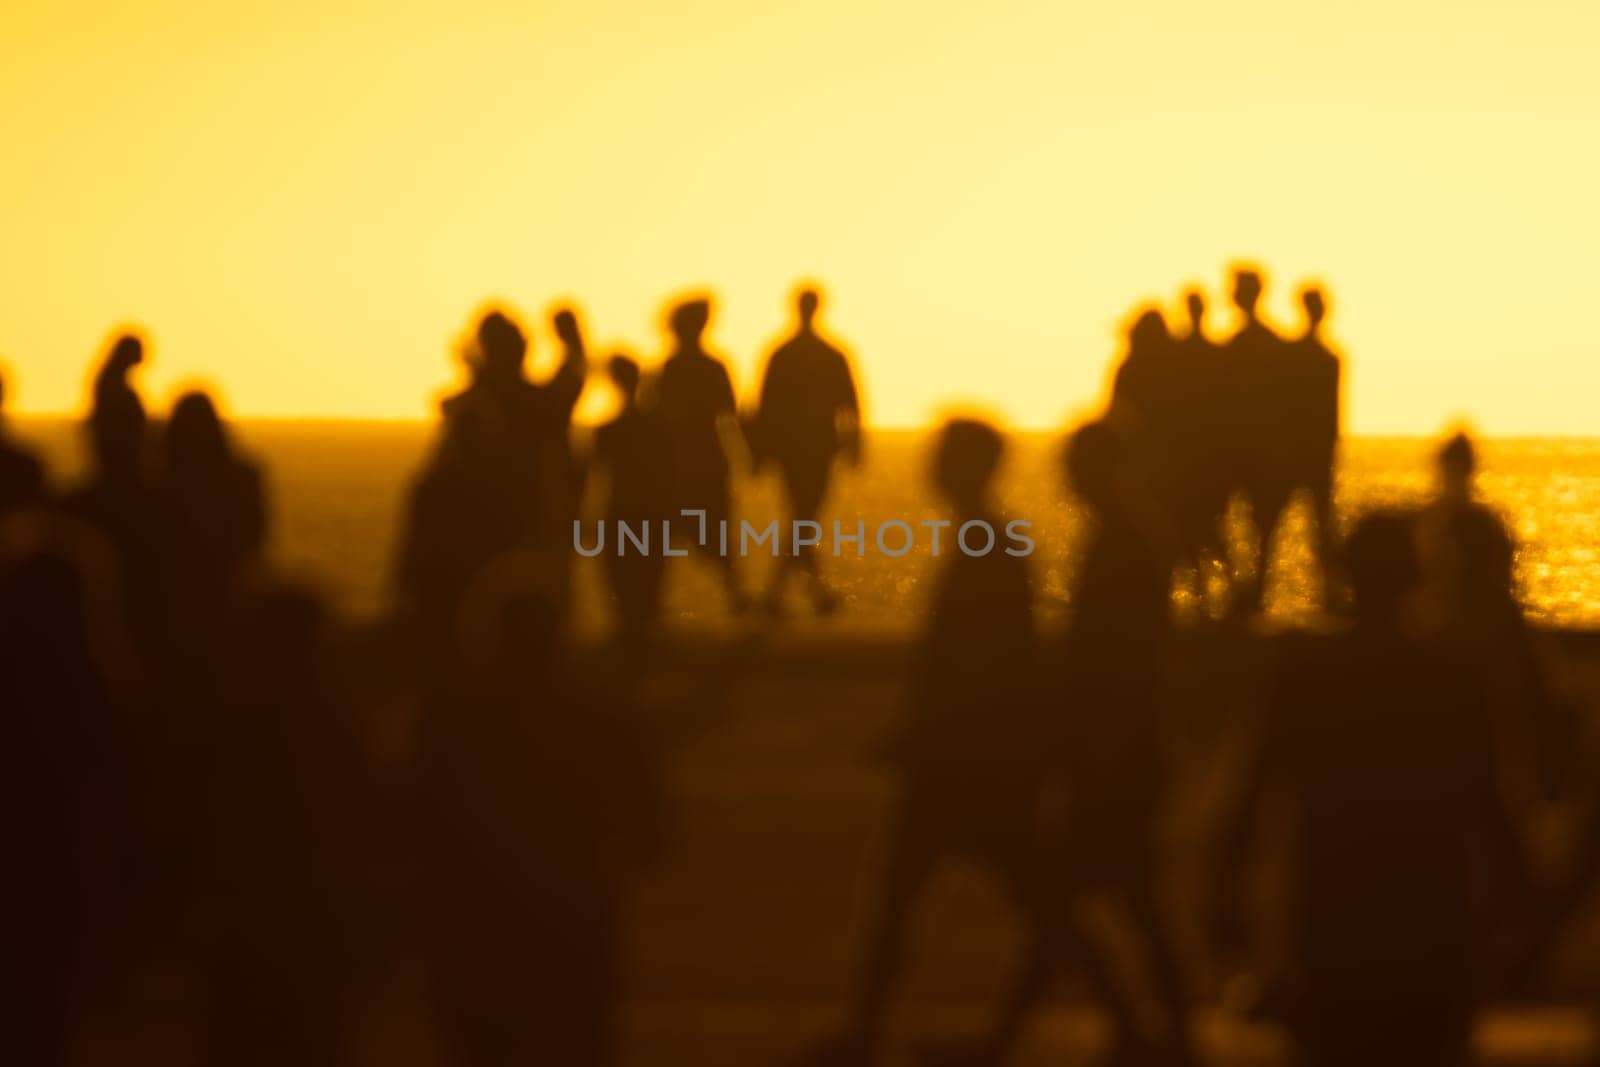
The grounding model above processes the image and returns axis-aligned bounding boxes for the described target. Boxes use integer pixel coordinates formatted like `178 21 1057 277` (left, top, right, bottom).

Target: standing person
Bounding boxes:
1106 307 1186 596
807 418 1040 1067
64 335 161 648
1235 512 1510 1067
0 533 128 1067
1417 433 1551 978
194 585 364 1067
155 391 268 624
910 420 1195 1067
400 305 588 701
986 419 1195 1067
590 354 674 661
1222 267 1290 611
1284 285 1343 603
394 408 523 739
751 286 862 615
547 307 592 531
654 296 747 611
60 335 187 1000
440 306 588 551
420 563 663 1067
1171 289 1234 604
0 371 45 520
1109 307 1181 426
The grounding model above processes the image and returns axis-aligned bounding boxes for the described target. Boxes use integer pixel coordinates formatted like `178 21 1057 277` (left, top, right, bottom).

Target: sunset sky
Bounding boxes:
2 0 1597 432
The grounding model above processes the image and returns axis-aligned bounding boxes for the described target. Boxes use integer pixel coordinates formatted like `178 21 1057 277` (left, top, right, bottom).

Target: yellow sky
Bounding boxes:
2 0 1597 432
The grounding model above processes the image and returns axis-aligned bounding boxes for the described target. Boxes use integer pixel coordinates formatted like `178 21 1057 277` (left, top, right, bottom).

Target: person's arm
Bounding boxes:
714 363 747 463
548 308 588 415
836 354 862 467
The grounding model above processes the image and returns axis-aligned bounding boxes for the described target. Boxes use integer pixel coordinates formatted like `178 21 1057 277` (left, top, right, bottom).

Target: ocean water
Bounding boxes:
17 420 1600 628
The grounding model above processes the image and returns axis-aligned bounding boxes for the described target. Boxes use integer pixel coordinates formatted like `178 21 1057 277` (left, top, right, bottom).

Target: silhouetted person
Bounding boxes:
440 306 588 551
1222 267 1290 610
752 286 862 614
193 585 363 1067
1171 290 1234 600
654 297 746 610
810 418 1038 1066
64 336 158 624
1418 433 1553 982
1238 511 1510 1067
0 531 129 1067
958 419 1194 1067
150 393 270 858
591 354 673 659
0 372 45 519
1110 307 1181 424
1418 433 1516 635
1284 285 1343 601
155 391 268 625
56 336 190 989
1107 307 1193 598
418 559 662 1067
394 409 523 699
399 305 587 691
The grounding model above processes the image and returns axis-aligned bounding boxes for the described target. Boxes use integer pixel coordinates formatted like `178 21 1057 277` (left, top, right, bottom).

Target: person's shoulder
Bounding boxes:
1460 498 1511 533
767 336 803 364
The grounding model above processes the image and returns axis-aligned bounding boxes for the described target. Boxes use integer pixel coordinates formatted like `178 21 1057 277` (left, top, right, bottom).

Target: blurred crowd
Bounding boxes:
0 269 1596 1067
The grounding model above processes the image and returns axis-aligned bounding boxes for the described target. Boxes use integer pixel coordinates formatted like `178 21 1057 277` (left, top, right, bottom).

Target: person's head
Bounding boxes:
1128 307 1170 355
796 287 821 329
1345 510 1421 625
1436 431 1477 503
552 307 581 347
608 354 642 403
165 390 230 472
1184 289 1206 333
933 417 1004 511
476 310 527 379
1231 267 1263 317
1063 418 1122 515
1301 286 1327 332
89 335 149 477
669 298 712 348
107 334 144 374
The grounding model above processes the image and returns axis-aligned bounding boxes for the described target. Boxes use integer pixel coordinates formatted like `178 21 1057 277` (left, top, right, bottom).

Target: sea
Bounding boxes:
15 419 1600 630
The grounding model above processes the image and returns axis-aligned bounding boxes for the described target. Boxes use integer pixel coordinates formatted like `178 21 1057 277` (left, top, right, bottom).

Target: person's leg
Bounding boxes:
765 463 800 612
814 805 941 1064
1125 880 1197 1066
705 487 748 613
919 908 1099 1067
769 460 834 614
792 463 835 613
1246 483 1291 612
913 815 1063 1067
607 550 666 673
1307 473 1343 610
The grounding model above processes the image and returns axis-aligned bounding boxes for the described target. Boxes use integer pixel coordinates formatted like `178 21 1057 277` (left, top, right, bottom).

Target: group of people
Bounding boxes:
0 270 1593 1067
399 286 862 667
1108 268 1342 612
0 284 866 1066
811 269 1576 1066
